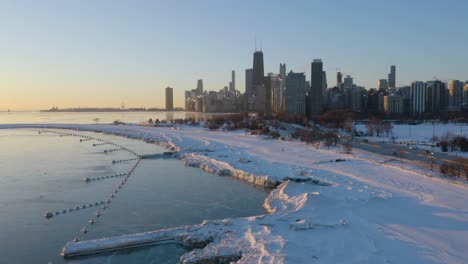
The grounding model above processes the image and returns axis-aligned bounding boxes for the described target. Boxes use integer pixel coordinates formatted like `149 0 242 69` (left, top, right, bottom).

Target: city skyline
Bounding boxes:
1 0 468 110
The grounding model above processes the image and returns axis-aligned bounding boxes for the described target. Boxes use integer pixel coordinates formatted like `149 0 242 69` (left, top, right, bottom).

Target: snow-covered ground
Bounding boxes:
2 124 468 264
356 122 467 140
355 122 468 157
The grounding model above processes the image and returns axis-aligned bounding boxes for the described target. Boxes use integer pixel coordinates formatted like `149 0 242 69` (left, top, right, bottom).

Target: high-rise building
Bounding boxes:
322 71 327 95
245 68 253 94
285 71 306 116
165 87 174 111
353 87 365 112
397 86 411 115
378 79 389 90
410 81 425 116
388 65 396 88
252 51 264 85
463 84 468 107
230 70 236 93
343 75 353 89
196 79 203 95
264 76 272 113
279 64 286 111
247 50 268 112
448 80 464 109
309 59 323 115
383 94 403 115
269 73 282 113
337 72 343 88
425 80 446 112
280 64 286 78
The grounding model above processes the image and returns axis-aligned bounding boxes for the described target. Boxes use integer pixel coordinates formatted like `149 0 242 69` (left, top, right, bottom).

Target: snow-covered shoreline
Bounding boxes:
2 123 468 264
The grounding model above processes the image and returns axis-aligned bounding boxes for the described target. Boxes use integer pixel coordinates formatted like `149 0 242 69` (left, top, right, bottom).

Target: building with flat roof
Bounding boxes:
165 87 174 111
285 71 306 116
309 59 323 115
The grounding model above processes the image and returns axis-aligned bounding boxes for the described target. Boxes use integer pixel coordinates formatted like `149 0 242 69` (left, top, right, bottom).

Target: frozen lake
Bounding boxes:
0 129 268 264
0 111 231 124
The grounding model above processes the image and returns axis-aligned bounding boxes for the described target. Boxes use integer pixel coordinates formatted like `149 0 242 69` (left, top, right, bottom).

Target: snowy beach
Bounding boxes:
2 123 468 264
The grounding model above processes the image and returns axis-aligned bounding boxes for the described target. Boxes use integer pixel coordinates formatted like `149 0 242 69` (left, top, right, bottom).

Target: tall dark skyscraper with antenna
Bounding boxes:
252 51 264 85
247 49 268 112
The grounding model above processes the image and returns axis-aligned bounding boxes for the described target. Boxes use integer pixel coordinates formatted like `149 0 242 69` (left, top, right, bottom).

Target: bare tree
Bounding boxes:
464 164 468 181
382 122 394 137
342 141 353 154
324 132 335 150
440 164 449 177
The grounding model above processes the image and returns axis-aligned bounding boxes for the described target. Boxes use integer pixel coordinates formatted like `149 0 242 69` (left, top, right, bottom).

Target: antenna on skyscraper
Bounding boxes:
255 36 257 51
260 40 262 51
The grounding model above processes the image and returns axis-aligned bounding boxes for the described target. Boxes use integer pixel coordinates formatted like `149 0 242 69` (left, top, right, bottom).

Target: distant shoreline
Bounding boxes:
39 108 184 113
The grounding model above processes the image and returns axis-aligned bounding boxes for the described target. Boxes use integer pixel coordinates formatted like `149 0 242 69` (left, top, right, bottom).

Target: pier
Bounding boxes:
61 224 205 257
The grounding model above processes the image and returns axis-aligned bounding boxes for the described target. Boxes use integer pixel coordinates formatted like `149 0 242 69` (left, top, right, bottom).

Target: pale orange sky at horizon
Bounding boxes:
0 67 186 110
2 1 467 111
1 84 185 111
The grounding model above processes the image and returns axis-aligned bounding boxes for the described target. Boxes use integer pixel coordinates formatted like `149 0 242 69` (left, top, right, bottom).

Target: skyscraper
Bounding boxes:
378 79 389 90
196 79 203 95
343 75 353 89
337 72 343 88
279 64 286 111
264 76 272 113
245 68 253 94
285 71 306 116
425 80 445 112
280 63 286 78
165 87 174 111
229 70 236 93
388 65 396 88
309 59 323 115
247 50 267 112
383 95 403 115
269 73 282 113
322 71 327 95
410 81 425 116
448 80 463 109
252 51 264 85
463 84 468 107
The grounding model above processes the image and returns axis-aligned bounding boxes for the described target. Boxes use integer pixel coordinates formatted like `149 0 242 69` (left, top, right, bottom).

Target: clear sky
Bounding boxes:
1 0 467 110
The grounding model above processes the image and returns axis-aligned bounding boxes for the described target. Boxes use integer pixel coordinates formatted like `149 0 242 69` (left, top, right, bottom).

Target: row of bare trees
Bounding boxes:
364 119 394 137
434 132 468 153
291 127 353 153
440 159 468 181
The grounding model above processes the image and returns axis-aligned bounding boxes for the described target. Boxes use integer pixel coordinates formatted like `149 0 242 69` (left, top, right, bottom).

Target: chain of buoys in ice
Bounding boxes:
112 157 140 164
43 200 110 219
84 173 128 182
103 148 124 153
93 142 110 147
30 128 140 158
76 158 141 239
20 128 143 240
32 129 141 223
